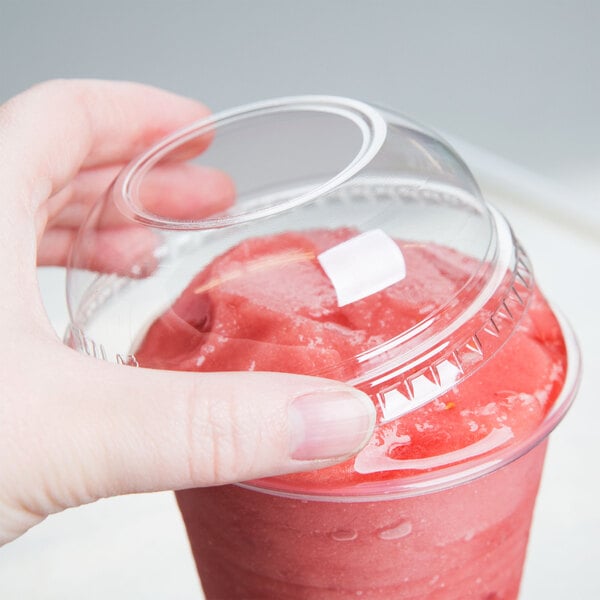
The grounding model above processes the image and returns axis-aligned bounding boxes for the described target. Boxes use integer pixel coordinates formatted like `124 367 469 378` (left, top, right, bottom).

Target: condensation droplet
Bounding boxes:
377 519 413 540
330 529 358 542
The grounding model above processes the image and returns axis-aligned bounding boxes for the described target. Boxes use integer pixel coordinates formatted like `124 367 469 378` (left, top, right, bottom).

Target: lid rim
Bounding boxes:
305 207 532 426
239 308 580 502
111 95 388 231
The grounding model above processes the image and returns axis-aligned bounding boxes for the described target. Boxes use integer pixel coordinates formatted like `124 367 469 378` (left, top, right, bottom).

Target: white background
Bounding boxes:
0 2 598 597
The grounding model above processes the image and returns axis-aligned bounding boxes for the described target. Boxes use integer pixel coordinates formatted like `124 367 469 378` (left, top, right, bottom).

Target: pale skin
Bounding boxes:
0 80 375 546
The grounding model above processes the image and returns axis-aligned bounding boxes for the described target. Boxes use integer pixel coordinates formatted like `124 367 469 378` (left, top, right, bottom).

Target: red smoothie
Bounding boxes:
136 228 567 599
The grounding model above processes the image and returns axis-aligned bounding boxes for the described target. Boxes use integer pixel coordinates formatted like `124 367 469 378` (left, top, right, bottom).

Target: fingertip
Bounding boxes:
136 163 236 221
288 385 376 462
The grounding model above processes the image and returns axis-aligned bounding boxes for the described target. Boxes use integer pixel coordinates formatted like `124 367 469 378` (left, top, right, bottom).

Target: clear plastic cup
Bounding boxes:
66 96 580 599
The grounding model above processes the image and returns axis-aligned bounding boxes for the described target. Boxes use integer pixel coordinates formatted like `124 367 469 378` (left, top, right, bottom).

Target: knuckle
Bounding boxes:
1 80 70 125
183 380 258 486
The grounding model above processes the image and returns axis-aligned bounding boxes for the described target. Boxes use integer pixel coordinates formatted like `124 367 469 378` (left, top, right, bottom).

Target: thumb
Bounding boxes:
34 350 375 510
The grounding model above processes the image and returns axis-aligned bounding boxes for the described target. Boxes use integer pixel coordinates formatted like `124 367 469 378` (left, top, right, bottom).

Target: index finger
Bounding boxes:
0 79 211 216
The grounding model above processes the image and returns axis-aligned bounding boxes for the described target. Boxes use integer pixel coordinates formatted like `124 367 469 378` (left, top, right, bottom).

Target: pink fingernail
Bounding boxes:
289 389 376 461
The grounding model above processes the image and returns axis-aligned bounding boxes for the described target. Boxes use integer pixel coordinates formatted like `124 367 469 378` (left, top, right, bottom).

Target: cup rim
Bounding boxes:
111 95 388 230
239 308 581 502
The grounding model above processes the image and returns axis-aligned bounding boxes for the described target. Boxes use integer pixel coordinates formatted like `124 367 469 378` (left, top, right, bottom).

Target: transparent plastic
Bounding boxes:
66 95 579 495
66 96 580 598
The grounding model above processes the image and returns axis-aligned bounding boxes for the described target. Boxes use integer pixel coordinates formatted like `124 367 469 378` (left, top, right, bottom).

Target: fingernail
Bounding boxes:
289 389 376 461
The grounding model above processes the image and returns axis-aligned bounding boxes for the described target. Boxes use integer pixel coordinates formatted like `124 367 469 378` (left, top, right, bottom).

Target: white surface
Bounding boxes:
0 158 598 598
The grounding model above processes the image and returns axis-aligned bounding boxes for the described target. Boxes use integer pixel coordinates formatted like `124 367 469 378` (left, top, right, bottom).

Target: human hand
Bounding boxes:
0 80 376 545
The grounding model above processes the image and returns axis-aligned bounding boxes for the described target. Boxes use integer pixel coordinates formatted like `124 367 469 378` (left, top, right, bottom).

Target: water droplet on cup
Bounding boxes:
377 519 413 540
330 529 358 541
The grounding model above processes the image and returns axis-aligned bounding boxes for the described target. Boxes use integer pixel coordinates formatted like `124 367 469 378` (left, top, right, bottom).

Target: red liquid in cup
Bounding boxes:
136 229 567 599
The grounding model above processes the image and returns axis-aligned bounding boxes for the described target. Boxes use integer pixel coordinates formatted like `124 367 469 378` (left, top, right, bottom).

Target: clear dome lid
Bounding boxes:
66 96 533 427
